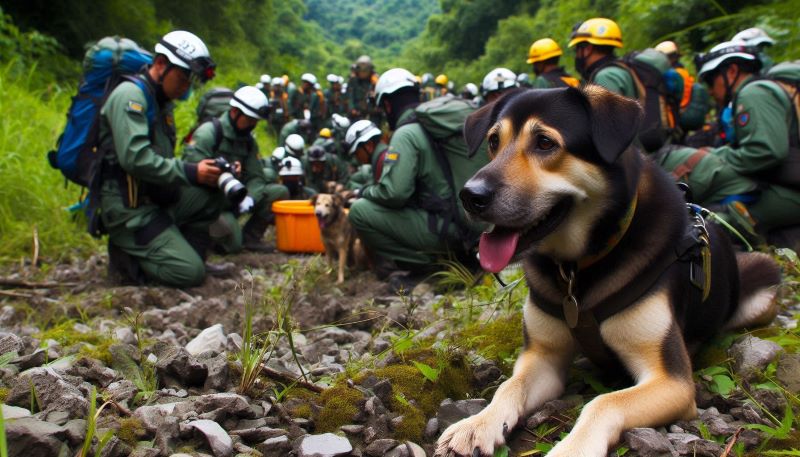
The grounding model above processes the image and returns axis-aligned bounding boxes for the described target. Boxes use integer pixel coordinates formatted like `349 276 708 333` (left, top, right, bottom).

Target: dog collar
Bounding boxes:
577 192 639 270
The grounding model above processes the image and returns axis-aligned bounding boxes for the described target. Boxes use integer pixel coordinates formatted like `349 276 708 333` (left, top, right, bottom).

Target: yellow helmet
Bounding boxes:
319 128 332 139
435 74 448 86
568 18 623 48
527 38 563 64
655 40 679 56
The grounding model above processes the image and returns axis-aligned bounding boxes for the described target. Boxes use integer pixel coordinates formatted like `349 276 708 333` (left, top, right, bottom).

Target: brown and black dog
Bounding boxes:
435 85 781 456
311 193 365 283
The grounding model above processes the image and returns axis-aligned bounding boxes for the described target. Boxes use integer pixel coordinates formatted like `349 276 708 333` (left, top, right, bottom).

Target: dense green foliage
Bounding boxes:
304 0 439 66
402 0 800 87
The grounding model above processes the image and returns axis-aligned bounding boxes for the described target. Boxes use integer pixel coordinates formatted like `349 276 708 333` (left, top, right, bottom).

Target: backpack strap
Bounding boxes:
670 148 709 181
122 75 156 127
211 117 224 153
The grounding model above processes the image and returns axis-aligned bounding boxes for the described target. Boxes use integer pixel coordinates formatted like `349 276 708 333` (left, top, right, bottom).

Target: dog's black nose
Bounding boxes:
460 181 493 215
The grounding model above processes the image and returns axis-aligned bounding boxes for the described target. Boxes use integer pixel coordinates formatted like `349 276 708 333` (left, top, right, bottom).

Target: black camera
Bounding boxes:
213 157 247 204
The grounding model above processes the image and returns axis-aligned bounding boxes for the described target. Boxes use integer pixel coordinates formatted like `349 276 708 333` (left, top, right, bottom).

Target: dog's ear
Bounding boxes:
332 193 345 208
463 88 525 156
579 84 642 163
309 194 318 206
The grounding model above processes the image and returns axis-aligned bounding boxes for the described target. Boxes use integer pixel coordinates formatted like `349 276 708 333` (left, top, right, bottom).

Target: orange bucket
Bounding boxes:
272 200 325 253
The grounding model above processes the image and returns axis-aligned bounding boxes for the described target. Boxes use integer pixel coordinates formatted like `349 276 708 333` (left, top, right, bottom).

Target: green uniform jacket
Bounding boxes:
711 77 795 175
592 65 637 99
289 87 325 128
361 110 451 208
532 68 579 89
304 153 350 192
347 142 385 190
347 76 377 119
324 88 348 118
98 79 197 232
182 111 270 204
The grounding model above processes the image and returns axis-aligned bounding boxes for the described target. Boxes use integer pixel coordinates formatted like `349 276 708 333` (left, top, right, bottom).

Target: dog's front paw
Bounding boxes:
435 414 506 457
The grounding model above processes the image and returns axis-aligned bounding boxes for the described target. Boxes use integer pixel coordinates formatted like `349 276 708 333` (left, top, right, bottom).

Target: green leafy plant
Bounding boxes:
696 365 736 397
238 280 275 395
747 404 795 448
78 387 114 457
411 361 441 383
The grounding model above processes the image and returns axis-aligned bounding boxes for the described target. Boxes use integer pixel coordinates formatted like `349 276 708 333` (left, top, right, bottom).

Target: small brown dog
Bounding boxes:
311 193 365 283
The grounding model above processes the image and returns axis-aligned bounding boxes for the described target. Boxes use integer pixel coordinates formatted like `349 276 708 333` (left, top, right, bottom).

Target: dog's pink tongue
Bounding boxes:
479 230 520 273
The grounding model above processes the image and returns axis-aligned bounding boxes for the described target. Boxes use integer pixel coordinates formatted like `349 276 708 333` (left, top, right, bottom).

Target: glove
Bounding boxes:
238 196 255 214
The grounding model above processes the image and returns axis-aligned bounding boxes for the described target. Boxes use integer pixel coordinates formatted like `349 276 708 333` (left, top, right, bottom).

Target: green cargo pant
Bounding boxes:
211 183 289 253
107 186 220 287
348 199 455 267
749 184 800 230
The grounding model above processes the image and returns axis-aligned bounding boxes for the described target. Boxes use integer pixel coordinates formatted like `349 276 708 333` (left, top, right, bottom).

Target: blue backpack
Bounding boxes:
48 36 154 187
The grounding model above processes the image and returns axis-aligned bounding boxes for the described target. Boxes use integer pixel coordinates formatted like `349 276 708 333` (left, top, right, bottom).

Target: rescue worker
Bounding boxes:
330 113 352 161
98 30 221 287
305 145 349 193
460 83 480 103
257 74 271 97
420 73 436 102
268 76 290 133
182 86 289 253
516 73 533 88
289 73 326 131
346 55 380 122
527 38 580 88
278 118 314 146
344 119 384 190
655 40 695 113
568 18 635 97
278 156 315 199
434 74 449 97
325 74 347 119
284 133 306 159
695 41 800 232
481 68 518 103
732 27 776 72
348 68 462 287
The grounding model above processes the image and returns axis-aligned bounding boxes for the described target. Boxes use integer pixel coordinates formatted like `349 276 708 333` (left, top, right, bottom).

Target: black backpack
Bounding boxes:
182 87 234 144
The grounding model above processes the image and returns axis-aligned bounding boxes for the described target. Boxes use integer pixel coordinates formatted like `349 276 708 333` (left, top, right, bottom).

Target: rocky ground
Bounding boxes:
0 247 799 457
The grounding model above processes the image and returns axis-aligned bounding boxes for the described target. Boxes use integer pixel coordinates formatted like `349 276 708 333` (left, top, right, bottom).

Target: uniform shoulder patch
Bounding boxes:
385 152 399 162
126 100 144 113
737 112 750 127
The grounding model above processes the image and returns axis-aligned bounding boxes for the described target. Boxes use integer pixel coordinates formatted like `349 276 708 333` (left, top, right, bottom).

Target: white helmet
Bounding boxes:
154 31 215 82
697 41 760 79
331 113 351 132
655 40 679 56
260 74 271 84
346 120 382 155
271 146 286 161
301 73 318 85
271 77 284 87
230 86 270 119
463 83 479 97
326 73 340 84
285 134 306 157
482 68 518 95
278 156 304 177
732 27 775 47
376 68 418 105
338 75 346 84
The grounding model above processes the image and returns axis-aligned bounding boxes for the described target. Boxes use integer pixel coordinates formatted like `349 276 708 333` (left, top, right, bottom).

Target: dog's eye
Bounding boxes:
535 135 556 152
488 133 500 151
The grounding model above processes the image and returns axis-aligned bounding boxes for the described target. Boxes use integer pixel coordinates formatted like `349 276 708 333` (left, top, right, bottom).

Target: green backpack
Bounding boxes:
402 95 490 243
182 87 234 144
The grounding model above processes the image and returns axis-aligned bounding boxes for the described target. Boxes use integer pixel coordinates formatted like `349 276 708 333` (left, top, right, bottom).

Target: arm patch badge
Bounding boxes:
737 112 750 127
127 101 144 113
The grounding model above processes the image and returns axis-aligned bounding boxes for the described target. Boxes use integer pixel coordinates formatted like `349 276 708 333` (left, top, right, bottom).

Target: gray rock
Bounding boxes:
0 332 23 355
203 353 231 392
186 324 228 356
257 435 291 457
301 338 339 364
66 356 117 387
229 426 287 443
669 435 722 456
188 419 234 457
154 415 180 455
525 398 581 428
777 352 800 393
105 380 138 406
364 438 399 456
98 436 132 457
7 367 89 419
113 327 137 345
62 419 87 446
340 424 364 436
372 379 393 406
405 441 427 457
728 335 782 381
311 327 355 344
472 359 502 390
153 343 208 387
424 418 439 440
195 393 253 422
624 428 678 457
297 433 353 457
5 417 69 457
699 407 737 436
2 404 31 420
130 449 161 457
133 402 182 433
435 398 487 430
13 349 47 370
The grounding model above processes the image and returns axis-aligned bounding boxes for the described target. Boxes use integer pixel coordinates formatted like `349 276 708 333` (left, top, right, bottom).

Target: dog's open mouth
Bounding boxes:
479 197 573 273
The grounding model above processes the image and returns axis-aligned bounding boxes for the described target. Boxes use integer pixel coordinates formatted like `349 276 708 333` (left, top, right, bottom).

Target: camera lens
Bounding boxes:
218 172 247 204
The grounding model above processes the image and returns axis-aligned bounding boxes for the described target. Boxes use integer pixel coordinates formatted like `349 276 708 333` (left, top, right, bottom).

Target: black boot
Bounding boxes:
242 215 274 253
107 242 145 285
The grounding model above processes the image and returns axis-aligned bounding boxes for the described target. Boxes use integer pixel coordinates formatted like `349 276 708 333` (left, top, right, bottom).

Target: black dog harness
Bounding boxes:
536 202 711 370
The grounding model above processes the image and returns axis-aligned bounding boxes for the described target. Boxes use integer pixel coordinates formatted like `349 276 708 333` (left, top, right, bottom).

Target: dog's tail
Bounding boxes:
725 251 782 331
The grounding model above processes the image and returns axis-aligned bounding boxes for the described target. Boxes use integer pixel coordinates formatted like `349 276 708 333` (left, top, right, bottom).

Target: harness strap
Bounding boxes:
670 147 709 181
